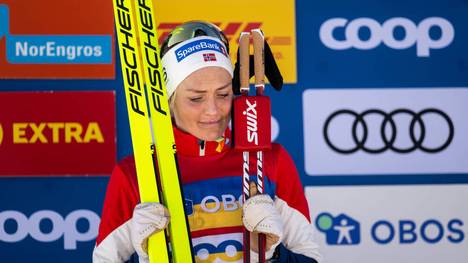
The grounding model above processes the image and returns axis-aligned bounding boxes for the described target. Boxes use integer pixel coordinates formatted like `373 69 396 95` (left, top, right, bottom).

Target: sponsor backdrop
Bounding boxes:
0 0 115 79
0 0 467 262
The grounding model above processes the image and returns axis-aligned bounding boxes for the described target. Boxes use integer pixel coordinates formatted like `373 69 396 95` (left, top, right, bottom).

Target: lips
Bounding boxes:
198 119 222 128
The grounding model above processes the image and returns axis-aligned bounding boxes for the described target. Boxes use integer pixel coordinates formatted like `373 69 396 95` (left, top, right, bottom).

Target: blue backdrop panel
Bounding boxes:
0 177 108 262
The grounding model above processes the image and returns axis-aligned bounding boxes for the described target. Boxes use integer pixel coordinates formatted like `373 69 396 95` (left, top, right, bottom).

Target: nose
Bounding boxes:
203 96 219 116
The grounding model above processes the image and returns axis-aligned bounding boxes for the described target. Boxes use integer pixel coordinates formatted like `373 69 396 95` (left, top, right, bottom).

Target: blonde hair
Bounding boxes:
169 89 178 117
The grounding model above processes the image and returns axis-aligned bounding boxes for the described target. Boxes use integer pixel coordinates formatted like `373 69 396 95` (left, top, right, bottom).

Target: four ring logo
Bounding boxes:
323 108 454 154
319 17 454 57
0 209 100 250
194 240 242 262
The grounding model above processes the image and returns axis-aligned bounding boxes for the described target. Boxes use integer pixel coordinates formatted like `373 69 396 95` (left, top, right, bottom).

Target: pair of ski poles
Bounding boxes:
237 29 270 263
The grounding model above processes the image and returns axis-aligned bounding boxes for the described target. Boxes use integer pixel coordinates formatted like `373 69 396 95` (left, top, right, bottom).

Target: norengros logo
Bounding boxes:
320 17 454 57
0 4 111 64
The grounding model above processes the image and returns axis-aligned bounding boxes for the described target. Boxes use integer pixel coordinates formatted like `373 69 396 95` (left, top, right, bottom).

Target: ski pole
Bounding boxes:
252 28 267 263
239 31 251 263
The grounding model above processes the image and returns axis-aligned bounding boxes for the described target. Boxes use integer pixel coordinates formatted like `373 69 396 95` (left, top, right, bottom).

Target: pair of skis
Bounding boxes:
235 29 272 263
112 0 193 262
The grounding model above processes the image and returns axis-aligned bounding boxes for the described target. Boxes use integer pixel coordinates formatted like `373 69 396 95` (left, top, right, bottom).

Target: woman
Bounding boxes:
93 21 322 263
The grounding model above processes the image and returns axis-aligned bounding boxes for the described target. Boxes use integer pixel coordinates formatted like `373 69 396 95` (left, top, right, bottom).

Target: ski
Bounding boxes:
112 0 194 262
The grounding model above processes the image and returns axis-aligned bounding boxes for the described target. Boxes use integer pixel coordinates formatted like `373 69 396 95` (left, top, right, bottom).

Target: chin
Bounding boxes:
198 130 223 141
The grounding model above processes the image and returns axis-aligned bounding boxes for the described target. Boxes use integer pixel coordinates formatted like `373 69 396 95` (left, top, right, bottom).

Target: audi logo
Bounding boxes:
323 108 454 154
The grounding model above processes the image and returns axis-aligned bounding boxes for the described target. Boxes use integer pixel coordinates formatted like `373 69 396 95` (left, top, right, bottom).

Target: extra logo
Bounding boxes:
323 108 454 154
9 122 105 144
316 212 464 245
0 4 112 64
320 17 454 57
316 213 361 245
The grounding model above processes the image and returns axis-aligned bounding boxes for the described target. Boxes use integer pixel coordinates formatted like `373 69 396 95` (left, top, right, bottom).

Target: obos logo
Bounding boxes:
0 209 99 249
316 213 361 245
320 17 454 57
316 212 465 245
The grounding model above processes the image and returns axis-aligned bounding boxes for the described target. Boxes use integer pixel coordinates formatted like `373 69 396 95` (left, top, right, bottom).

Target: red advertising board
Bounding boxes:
0 91 116 176
0 0 114 79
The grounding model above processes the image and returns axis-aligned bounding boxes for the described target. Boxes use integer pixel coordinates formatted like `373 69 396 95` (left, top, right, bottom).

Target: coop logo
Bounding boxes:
316 213 361 245
0 4 112 64
319 17 454 57
0 209 100 250
316 212 465 245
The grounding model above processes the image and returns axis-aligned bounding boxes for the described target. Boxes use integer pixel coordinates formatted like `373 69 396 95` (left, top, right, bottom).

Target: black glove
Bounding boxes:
232 39 283 95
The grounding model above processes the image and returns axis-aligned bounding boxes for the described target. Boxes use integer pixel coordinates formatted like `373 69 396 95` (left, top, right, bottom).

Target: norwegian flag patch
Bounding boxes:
203 53 217 62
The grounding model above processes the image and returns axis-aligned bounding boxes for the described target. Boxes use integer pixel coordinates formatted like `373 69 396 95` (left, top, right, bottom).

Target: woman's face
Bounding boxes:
171 67 233 141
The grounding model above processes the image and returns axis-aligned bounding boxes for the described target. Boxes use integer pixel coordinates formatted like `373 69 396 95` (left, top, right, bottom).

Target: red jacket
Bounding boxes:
93 126 321 262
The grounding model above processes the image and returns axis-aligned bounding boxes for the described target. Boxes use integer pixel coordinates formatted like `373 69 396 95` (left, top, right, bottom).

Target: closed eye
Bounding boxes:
190 97 203 102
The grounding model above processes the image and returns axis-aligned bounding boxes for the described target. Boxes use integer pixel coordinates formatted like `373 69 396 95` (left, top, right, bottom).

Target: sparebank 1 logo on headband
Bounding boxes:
175 39 228 62
320 17 454 57
0 4 111 64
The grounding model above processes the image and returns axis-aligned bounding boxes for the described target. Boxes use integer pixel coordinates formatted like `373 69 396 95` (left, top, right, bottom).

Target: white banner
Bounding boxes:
302 88 468 175
306 184 468 263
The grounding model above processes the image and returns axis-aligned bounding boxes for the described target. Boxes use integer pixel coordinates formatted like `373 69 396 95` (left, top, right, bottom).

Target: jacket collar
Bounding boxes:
173 125 231 157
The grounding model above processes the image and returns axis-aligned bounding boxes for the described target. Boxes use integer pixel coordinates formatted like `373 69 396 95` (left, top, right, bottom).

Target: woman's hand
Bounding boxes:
242 182 284 254
130 202 170 261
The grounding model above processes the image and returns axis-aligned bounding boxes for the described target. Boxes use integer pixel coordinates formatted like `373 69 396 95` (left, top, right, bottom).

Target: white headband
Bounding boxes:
161 36 233 98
